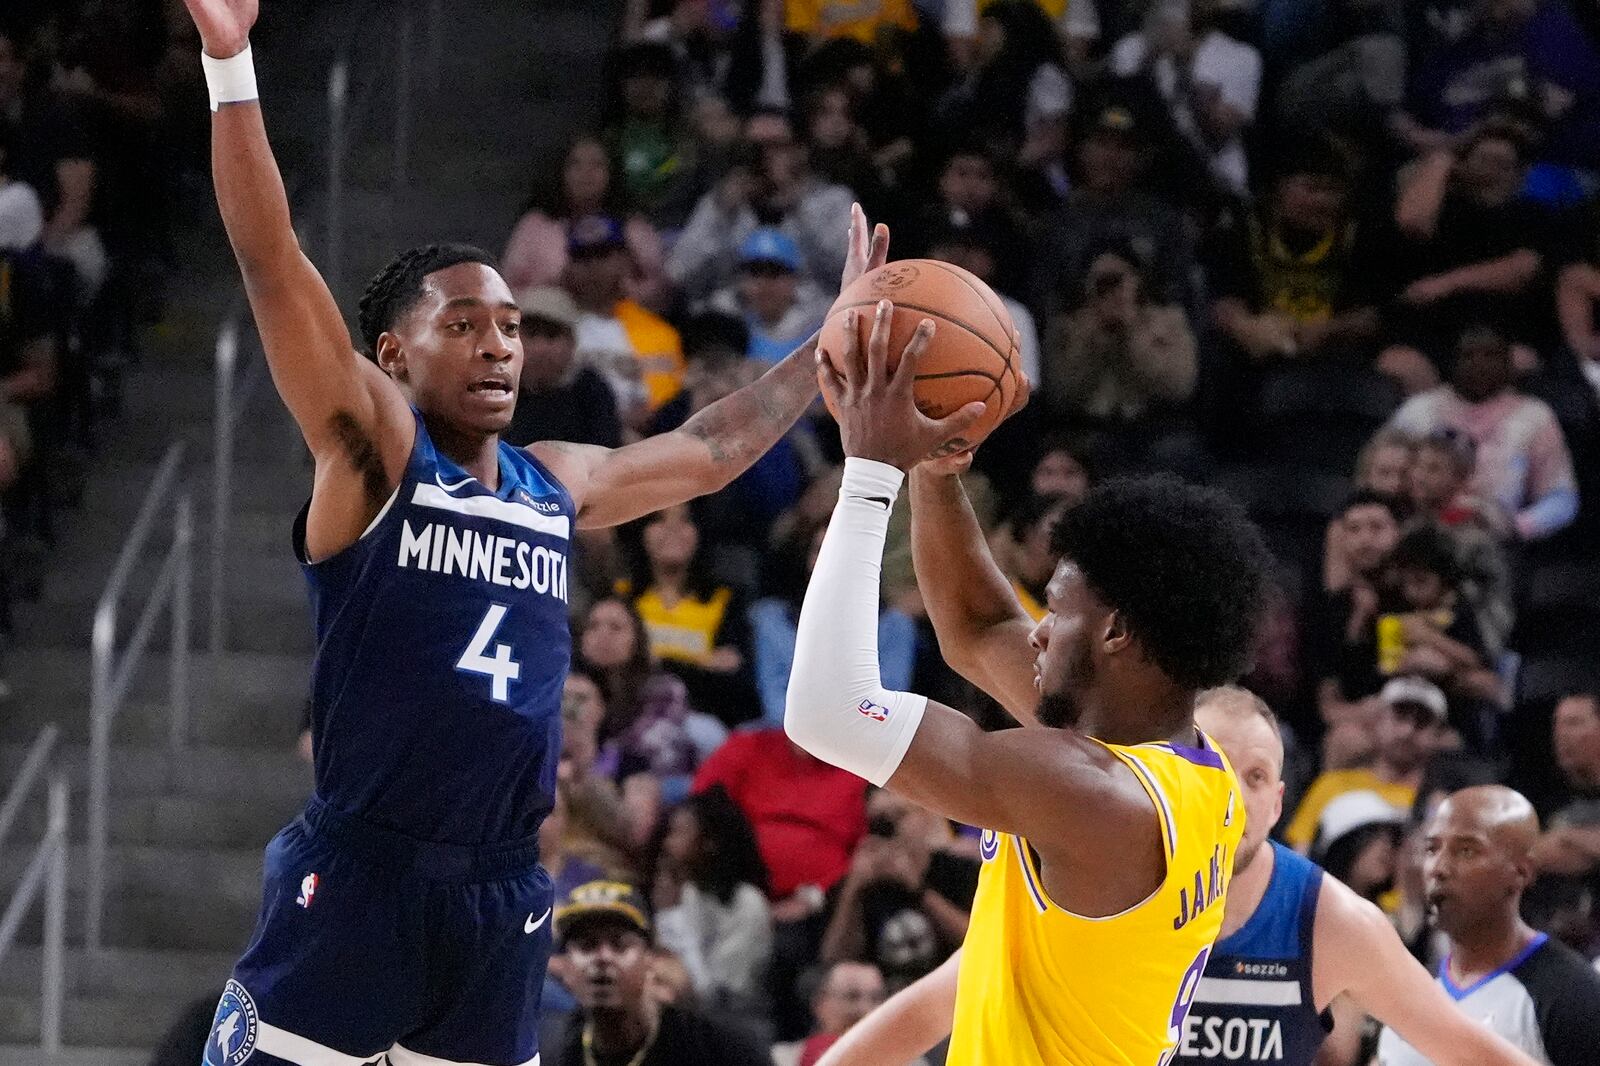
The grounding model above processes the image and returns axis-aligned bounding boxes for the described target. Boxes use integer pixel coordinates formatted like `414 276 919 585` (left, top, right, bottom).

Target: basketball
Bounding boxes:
819 259 1020 452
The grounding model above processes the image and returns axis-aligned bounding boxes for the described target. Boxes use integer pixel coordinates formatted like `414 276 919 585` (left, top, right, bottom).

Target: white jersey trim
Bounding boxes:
1194 976 1304 1006
412 481 570 540
254 1020 383 1066
390 1045 541 1066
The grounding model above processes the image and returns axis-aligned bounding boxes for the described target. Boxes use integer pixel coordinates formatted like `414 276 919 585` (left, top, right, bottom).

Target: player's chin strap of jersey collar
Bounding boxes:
785 457 928 786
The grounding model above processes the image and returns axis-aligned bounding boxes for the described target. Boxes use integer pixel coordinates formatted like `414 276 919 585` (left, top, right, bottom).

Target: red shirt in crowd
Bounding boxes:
691 728 867 900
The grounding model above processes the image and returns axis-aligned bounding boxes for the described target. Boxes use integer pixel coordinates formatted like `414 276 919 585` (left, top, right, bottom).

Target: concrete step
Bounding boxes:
0 948 235 1001
3 648 306 710
0 1046 152 1066
0 745 311 804
7 787 306 850
0 989 212 1050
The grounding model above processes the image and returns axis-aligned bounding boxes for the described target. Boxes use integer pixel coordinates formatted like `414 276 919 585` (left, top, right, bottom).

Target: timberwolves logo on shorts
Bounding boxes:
205 979 259 1066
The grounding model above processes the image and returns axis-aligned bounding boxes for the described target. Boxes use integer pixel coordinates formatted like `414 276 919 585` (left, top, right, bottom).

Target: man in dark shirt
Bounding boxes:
550 880 772 1066
502 287 623 449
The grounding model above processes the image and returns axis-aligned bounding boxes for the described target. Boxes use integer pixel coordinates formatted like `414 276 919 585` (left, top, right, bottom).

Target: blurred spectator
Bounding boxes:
1530 693 1600 883
938 2 1072 165
1109 0 1262 196
501 136 667 309
1388 323 1579 541
621 504 758 724
503 287 624 449
750 517 916 725
906 145 1027 297
1285 675 1451 852
621 0 740 104
771 961 908 1066
1408 429 1515 657
1206 134 1386 372
651 787 774 1013
0 247 55 464
1272 0 1406 143
577 596 726 791
988 492 1073 622
565 214 685 427
802 85 891 223
1042 239 1199 472
559 671 644 882
1315 787 1407 904
652 94 746 231
668 109 853 301
705 228 831 364
923 217 1040 386
606 42 689 216
1031 90 1198 323
1305 490 1404 757
1387 127 1555 388
1399 0 1600 169
550 880 772 1066
783 0 917 44
1376 786 1600 1066
1354 427 1417 498
818 788 977 991
650 314 815 565
1027 436 1093 503
691 727 867 905
0 125 42 251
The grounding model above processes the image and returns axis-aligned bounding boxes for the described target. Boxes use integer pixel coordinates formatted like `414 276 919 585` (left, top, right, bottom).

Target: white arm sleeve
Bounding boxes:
785 458 929 785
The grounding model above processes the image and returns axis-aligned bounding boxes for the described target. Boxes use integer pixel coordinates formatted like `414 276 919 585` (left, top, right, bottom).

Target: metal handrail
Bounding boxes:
86 441 194 956
0 758 68 1053
0 723 56 856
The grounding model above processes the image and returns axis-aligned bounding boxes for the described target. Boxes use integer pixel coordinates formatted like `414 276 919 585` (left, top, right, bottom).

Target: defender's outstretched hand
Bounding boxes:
841 202 889 292
183 0 257 58
818 300 986 471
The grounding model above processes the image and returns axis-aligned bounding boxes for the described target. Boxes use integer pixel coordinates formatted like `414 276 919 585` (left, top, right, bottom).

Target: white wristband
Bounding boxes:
201 44 258 112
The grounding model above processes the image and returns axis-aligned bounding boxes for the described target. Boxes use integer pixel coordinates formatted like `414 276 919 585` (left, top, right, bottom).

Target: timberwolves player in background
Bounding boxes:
180 2 880 1064
784 307 1265 1065
815 688 1541 1066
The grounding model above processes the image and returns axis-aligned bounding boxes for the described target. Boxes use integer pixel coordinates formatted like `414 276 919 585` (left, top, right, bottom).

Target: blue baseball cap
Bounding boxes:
568 215 628 256
738 228 802 272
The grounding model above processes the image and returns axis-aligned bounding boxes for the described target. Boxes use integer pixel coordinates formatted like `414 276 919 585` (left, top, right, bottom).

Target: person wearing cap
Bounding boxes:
564 214 686 425
1286 676 1450 853
706 227 831 365
667 111 853 302
502 286 624 450
1031 86 1198 323
551 880 771 1066
1204 131 1387 369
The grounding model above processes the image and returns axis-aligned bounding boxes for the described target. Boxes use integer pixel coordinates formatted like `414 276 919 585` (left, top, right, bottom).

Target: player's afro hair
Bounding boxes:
1050 476 1272 690
356 243 499 357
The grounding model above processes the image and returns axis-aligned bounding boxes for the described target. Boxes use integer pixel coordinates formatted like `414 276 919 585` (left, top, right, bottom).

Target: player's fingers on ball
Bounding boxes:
1013 373 1033 415
895 319 937 387
837 309 866 386
937 400 988 438
870 222 890 267
866 299 894 387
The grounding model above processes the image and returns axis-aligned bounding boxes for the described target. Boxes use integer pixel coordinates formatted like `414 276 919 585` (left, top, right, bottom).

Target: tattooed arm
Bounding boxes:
530 341 821 529
530 203 889 529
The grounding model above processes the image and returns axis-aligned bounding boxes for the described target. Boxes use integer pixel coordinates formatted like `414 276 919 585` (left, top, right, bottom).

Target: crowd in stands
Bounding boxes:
472 0 1600 1061
0 0 198 690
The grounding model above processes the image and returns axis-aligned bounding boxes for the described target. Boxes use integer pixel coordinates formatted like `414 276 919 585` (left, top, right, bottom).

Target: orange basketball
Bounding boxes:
819 259 1019 453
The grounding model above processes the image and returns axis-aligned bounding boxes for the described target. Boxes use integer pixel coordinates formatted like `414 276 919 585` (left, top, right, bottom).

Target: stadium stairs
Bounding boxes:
0 2 619 1061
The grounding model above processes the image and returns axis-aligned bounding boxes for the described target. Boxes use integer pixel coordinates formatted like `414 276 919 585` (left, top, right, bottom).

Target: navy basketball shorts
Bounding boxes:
203 797 553 1066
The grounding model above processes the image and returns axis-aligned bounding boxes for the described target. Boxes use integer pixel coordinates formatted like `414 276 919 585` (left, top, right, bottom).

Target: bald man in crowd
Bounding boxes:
1378 785 1600 1065
816 688 1541 1066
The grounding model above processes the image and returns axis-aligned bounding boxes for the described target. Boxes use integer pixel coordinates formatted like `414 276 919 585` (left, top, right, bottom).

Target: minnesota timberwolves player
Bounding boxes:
810 689 1540 1066
181 2 883 1064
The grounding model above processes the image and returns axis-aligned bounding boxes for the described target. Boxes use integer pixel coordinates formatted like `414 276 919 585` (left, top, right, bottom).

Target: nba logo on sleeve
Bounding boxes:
857 698 890 722
205 980 259 1066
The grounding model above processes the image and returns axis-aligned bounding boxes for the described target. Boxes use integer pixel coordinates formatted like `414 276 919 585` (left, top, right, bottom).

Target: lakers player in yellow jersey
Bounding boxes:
783 302 1270 1065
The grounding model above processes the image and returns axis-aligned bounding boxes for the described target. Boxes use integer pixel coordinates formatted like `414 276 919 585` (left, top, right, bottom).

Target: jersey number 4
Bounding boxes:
457 604 522 702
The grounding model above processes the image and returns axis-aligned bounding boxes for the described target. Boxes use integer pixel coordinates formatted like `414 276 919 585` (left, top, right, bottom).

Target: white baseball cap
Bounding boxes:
1381 676 1448 721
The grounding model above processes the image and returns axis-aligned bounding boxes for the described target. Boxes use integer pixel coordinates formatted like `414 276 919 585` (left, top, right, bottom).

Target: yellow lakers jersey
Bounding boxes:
949 733 1244 1066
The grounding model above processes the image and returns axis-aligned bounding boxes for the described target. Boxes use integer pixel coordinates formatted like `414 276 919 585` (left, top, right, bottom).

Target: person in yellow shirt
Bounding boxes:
786 0 918 43
782 299 1273 1066
1284 676 1450 852
565 214 685 425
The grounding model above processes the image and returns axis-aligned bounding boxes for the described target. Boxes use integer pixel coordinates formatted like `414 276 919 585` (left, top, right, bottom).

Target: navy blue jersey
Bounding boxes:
1175 841 1331 1064
295 411 572 844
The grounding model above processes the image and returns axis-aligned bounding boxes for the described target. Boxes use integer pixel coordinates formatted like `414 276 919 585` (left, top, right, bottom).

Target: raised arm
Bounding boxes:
816 950 960 1066
784 311 1163 913
533 204 888 529
186 0 412 538
909 465 1040 724
1313 876 1543 1066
